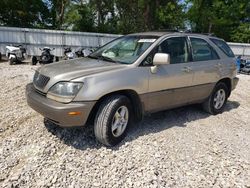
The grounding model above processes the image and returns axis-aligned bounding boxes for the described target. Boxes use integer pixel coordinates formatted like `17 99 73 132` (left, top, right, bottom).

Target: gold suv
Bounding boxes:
26 32 239 146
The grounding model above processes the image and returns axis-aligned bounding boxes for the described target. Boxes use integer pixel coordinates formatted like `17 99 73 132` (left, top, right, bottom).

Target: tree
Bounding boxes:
186 0 250 41
115 0 185 34
89 0 117 33
155 1 185 30
0 0 50 28
231 23 250 43
47 0 71 29
64 2 95 32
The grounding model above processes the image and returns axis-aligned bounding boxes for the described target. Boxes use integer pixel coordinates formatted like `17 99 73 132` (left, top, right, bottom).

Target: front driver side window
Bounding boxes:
142 37 189 66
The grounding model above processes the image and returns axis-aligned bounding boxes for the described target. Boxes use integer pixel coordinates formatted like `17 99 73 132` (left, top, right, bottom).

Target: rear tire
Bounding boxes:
202 82 229 115
9 58 15 65
94 95 132 146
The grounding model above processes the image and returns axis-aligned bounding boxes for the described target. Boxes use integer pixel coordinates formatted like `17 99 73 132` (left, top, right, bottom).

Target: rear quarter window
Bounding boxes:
210 38 235 57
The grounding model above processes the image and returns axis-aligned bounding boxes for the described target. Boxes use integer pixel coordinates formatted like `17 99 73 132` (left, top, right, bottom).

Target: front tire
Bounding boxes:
94 95 132 146
32 56 38 65
202 82 229 115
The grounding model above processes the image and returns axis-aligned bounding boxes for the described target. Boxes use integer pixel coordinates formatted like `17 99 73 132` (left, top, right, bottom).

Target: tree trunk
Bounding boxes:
59 0 66 29
208 22 213 33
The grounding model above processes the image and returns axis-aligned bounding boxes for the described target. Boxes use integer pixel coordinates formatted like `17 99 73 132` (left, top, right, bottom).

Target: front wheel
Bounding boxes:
202 82 229 115
94 95 132 146
32 56 38 65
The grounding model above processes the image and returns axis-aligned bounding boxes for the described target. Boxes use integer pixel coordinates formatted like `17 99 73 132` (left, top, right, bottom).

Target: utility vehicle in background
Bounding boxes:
6 45 27 65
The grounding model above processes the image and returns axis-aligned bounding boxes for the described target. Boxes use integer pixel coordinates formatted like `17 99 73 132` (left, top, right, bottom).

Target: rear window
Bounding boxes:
210 38 235 57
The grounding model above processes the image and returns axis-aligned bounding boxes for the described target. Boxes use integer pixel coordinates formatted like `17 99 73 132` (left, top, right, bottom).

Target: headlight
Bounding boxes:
47 82 83 103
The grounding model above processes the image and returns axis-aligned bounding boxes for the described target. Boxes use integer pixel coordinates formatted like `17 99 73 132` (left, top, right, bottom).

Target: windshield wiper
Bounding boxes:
88 55 118 63
88 55 98 60
99 55 117 63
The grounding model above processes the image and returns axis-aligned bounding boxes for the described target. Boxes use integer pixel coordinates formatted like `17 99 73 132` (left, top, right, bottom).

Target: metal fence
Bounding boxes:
228 42 250 58
0 27 121 57
0 26 250 58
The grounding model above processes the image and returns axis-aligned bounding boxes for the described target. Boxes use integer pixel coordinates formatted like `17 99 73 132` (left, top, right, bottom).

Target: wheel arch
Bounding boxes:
86 89 144 125
217 77 232 97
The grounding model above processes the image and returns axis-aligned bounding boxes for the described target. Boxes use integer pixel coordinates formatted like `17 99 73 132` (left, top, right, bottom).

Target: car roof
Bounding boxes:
128 31 173 37
128 31 223 40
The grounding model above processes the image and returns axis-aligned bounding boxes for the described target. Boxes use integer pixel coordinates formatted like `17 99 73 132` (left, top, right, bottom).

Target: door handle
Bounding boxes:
182 66 192 73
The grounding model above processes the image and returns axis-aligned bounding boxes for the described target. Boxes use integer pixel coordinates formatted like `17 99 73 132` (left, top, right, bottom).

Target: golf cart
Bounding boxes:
6 45 27 65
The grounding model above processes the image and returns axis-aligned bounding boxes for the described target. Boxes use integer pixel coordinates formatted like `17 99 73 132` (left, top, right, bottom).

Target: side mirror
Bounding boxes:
153 53 170 65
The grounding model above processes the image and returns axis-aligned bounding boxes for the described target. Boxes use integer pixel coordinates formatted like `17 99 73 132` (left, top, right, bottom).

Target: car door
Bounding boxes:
142 36 194 112
187 37 221 102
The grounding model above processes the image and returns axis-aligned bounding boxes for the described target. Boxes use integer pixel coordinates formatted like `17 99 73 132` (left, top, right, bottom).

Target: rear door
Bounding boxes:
188 37 221 101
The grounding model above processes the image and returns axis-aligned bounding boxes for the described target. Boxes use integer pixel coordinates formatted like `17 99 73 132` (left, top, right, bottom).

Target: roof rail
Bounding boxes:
200 33 216 36
153 29 179 32
184 31 216 37
151 29 216 37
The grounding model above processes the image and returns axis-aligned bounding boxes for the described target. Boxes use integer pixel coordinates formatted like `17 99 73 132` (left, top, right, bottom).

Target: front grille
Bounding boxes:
33 71 50 89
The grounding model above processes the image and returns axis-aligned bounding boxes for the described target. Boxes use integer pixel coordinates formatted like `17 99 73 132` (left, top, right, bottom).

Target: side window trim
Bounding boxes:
187 36 194 62
188 36 220 62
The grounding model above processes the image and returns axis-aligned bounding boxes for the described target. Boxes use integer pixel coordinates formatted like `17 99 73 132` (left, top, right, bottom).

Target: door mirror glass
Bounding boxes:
153 53 170 65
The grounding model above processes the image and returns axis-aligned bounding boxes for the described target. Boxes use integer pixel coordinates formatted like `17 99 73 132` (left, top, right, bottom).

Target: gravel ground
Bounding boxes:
0 62 249 188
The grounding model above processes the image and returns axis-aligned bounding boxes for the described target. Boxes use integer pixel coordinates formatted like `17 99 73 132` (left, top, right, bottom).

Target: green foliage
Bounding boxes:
156 1 185 30
0 0 185 34
115 0 185 34
231 23 250 43
0 0 50 28
0 0 249 42
64 3 95 32
186 0 250 42
48 0 71 29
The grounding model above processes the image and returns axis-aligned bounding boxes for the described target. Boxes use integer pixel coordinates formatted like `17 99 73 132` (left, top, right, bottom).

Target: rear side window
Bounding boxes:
190 37 219 62
210 38 235 57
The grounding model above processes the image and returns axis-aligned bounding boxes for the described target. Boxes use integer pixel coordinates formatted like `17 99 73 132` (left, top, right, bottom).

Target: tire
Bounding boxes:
32 56 38 65
94 95 132 146
9 58 15 65
202 82 229 115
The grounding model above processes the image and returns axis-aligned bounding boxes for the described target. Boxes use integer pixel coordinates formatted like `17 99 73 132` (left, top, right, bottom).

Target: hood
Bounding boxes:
39 57 127 81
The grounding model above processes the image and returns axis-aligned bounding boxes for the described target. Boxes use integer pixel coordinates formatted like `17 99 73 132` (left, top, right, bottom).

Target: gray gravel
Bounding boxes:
0 62 249 188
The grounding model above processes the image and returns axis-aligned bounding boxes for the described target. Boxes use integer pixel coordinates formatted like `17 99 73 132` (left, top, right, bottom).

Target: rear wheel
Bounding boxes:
94 95 132 146
9 58 15 65
202 82 229 115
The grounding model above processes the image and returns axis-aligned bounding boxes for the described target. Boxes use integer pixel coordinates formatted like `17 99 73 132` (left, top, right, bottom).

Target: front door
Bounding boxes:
142 36 194 112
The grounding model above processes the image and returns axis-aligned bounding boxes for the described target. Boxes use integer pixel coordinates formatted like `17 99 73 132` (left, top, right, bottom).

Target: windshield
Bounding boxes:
89 35 159 64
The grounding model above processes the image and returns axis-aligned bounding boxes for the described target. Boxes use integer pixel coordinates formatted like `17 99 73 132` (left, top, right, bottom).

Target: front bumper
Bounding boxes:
232 77 239 91
26 83 96 127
